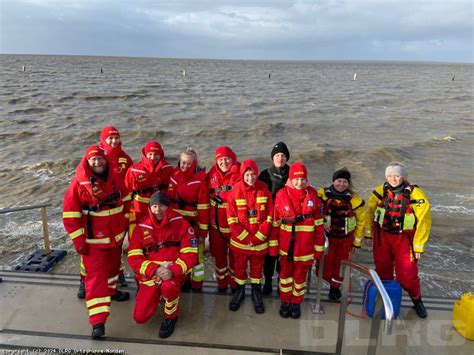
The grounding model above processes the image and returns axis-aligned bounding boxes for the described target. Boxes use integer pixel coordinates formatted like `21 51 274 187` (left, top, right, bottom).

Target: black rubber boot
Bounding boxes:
328 286 342 301
117 273 128 288
290 303 301 319
229 284 245 311
251 283 265 314
159 317 178 338
181 278 192 292
262 279 273 296
217 286 228 293
279 302 290 318
111 290 130 302
92 323 105 338
413 299 427 318
77 278 86 299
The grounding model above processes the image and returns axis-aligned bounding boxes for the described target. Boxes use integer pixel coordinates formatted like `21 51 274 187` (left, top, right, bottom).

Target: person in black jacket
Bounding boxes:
258 142 291 295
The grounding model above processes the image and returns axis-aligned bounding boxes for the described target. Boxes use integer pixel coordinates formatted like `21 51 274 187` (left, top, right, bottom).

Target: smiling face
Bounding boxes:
88 156 107 175
291 177 307 190
150 204 168 221
146 151 161 166
386 173 403 188
179 153 195 172
217 156 233 173
243 169 257 186
333 178 350 192
105 135 120 148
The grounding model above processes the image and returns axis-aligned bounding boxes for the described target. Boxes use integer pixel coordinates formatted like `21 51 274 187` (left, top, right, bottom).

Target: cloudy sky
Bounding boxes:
1 0 472 62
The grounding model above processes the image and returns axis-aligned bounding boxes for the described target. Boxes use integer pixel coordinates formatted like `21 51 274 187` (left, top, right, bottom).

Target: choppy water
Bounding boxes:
0 55 473 297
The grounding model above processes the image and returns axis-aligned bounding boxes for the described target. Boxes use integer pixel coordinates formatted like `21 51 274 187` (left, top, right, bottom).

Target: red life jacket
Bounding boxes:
321 187 355 238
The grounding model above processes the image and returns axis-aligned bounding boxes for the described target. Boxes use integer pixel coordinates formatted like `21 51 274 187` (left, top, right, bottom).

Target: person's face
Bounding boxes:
217 157 233 173
243 169 257 186
291 177 307 190
333 178 349 192
150 204 168 221
146 152 161 166
105 135 120 148
387 173 403 188
88 156 107 175
273 153 287 168
179 154 195 172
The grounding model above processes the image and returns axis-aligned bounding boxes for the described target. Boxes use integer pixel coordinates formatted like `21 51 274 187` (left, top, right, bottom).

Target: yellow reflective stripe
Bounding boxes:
108 275 119 284
256 197 268 203
210 200 228 208
211 224 230 233
269 240 278 247
234 277 247 285
272 221 281 227
280 224 315 232
237 229 249 241
88 306 110 316
279 285 293 293
235 199 246 206
315 245 324 252
293 254 314 262
314 218 324 226
115 232 125 242
140 280 156 286
86 296 111 308
82 205 124 217
128 249 144 257
140 261 151 275
250 277 262 283
248 217 258 224
164 304 178 315
198 223 208 230
122 193 132 202
176 259 188 274
294 281 306 289
135 194 150 203
230 239 268 251
197 204 210 210
280 277 293 284
180 247 198 254
69 228 84 240
172 208 198 217
165 297 180 307
292 289 305 297
118 158 128 163
279 250 288 256
266 216 273 223
63 211 82 218
227 217 238 224
255 231 266 242
86 237 110 244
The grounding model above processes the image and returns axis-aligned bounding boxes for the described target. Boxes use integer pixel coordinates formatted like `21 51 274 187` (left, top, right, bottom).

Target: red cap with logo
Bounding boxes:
84 145 106 160
100 126 120 141
289 162 307 180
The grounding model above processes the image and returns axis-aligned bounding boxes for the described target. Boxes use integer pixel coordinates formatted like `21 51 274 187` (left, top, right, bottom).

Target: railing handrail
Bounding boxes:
335 259 394 355
0 203 52 214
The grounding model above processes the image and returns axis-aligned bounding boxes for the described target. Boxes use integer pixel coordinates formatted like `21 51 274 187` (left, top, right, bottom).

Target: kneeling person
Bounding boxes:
128 192 198 338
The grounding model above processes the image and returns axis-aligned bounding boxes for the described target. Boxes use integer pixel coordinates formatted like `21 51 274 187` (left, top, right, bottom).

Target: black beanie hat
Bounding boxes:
150 191 170 207
271 142 290 161
332 168 351 182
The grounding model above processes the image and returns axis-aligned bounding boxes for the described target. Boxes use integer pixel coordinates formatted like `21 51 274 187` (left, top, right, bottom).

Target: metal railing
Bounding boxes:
335 259 394 355
0 203 52 254
309 236 329 314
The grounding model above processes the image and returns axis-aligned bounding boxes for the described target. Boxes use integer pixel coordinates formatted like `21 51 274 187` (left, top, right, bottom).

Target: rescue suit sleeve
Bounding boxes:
127 226 159 279
62 183 88 255
410 187 431 253
365 185 384 239
197 176 210 239
313 196 325 260
226 194 251 244
351 193 366 248
168 221 199 277
251 190 273 246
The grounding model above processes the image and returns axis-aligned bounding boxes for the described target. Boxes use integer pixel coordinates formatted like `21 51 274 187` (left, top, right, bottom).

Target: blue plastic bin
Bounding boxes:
363 280 402 319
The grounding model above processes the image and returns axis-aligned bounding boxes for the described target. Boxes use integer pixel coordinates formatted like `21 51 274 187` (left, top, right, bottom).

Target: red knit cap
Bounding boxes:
84 145 106 160
100 126 120 141
289 162 307 180
214 146 237 162
143 141 164 156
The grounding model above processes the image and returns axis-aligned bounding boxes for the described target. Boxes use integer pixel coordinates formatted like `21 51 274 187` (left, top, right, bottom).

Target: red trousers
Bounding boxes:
232 251 265 285
373 229 421 301
322 237 354 288
279 257 311 304
134 276 183 323
82 246 122 325
209 226 236 289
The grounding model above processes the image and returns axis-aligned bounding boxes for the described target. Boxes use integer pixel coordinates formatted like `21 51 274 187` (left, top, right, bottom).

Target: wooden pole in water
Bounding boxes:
41 206 51 255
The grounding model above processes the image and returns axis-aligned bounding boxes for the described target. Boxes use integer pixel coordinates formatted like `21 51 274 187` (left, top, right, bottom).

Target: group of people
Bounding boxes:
63 126 432 339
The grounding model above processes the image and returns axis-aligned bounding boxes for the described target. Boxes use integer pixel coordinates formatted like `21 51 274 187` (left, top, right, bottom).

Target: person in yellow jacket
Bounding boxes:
365 162 431 318
318 168 366 301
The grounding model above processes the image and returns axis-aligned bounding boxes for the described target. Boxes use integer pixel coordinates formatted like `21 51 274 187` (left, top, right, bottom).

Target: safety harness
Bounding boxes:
144 241 181 254
281 213 313 261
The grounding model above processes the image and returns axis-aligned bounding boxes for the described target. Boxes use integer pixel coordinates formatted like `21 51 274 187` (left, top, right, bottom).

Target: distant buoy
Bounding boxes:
353 73 357 81
451 75 455 81
22 65 26 72
182 69 186 77
269 73 271 79
100 67 103 74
